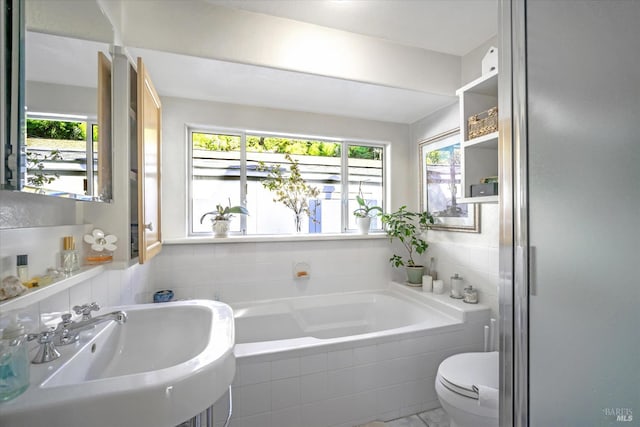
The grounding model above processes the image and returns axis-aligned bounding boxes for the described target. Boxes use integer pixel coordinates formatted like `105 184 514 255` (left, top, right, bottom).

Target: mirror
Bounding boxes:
2 0 114 201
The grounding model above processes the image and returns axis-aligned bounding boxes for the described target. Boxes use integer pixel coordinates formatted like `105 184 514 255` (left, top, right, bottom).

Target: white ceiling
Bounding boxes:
128 47 455 123
27 0 498 124
206 0 498 56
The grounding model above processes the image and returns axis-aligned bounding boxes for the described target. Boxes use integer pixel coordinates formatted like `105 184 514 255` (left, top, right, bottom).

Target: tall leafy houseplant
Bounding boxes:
260 154 320 232
381 206 434 285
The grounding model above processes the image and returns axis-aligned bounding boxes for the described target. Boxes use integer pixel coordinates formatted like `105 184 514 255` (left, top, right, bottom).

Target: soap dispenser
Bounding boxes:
0 317 30 401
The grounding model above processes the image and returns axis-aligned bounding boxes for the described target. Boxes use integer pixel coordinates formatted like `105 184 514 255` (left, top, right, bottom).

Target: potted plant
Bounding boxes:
200 199 249 237
259 154 320 233
381 206 434 285
352 183 382 235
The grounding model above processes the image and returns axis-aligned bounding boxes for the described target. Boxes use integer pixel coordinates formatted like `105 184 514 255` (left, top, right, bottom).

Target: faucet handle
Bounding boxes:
27 328 61 364
54 313 79 346
73 302 100 320
27 328 56 344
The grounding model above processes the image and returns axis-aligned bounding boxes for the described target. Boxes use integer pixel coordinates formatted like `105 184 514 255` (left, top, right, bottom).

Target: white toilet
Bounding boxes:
435 351 499 427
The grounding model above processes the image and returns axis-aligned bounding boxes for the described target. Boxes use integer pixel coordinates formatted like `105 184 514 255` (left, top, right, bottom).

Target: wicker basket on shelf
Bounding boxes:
468 107 498 139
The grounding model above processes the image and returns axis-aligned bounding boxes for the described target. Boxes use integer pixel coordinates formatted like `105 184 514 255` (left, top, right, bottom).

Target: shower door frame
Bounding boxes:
498 0 528 426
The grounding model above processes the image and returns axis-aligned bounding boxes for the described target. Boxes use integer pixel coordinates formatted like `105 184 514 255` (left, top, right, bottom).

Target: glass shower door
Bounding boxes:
525 0 640 425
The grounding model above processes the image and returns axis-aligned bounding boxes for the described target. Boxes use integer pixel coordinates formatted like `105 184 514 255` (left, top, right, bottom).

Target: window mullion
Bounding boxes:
341 141 349 232
240 132 247 235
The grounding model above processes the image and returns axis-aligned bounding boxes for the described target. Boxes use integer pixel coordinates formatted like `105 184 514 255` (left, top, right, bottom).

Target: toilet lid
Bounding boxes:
437 351 498 398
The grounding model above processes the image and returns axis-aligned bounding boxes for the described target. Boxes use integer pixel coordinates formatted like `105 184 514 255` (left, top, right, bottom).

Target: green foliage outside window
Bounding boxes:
27 119 86 140
192 132 380 159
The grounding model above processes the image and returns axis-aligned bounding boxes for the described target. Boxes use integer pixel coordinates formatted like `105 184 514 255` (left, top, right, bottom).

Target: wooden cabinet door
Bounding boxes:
97 52 112 201
136 57 162 263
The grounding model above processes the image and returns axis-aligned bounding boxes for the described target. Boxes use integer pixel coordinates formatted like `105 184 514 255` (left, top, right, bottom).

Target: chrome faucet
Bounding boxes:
55 310 127 346
29 309 127 364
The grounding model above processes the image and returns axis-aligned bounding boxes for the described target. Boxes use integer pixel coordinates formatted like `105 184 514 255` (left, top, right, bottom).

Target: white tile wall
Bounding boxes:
141 238 393 304
426 242 499 319
219 317 488 427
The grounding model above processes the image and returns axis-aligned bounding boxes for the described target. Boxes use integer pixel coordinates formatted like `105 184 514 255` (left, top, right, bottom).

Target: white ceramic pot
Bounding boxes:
213 220 230 237
356 216 371 234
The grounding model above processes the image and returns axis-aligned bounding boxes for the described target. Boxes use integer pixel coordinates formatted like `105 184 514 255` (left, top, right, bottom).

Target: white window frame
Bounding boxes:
188 126 387 237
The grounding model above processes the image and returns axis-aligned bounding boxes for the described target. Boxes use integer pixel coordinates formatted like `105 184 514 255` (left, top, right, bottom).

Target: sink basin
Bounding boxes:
0 300 235 427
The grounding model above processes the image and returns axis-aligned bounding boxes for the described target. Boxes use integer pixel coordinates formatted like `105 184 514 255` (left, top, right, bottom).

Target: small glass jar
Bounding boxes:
0 320 30 401
463 285 479 304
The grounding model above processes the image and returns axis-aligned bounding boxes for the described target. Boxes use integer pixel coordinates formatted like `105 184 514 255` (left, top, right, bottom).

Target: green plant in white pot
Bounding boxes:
381 206 434 285
200 199 249 237
353 187 383 235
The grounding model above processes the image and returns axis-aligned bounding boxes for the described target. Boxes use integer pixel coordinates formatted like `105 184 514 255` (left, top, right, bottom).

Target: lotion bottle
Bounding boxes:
16 255 28 284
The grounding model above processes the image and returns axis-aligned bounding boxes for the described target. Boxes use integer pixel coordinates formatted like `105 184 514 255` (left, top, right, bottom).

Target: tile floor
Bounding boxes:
359 408 450 427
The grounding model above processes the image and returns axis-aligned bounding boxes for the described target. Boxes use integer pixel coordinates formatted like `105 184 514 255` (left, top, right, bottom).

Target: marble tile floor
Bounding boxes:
359 408 450 427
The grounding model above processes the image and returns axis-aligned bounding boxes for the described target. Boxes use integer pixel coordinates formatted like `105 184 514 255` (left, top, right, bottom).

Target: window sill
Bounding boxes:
164 232 389 245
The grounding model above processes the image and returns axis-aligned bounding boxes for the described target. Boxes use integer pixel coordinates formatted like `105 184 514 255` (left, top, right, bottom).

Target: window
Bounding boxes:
25 114 98 196
189 128 386 236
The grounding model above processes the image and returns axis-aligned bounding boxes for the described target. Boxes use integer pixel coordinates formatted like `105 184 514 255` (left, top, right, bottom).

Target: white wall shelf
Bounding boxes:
462 131 498 149
458 71 499 203
0 265 105 312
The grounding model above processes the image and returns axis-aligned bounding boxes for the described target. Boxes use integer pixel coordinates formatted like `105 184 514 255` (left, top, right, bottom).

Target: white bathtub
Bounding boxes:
217 283 491 427
233 288 463 355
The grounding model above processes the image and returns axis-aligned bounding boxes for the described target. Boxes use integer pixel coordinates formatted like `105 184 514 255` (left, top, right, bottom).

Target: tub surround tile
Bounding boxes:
300 402 328 427
354 363 380 392
327 367 355 397
300 352 327 375
351 390 379 424
271 405 301 427
271 357 300 380
235 382 271 417
231 294 487 427
229 411 272 427
235 360 271 386
377 383 404 415
300 372 328 403
145 240 391 305
271 377 300 410
325 395 356 426
327 348 354 370
354 344 377 364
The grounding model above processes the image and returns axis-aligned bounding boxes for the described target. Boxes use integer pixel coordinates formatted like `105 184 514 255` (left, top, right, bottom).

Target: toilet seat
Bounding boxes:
437 351 498 400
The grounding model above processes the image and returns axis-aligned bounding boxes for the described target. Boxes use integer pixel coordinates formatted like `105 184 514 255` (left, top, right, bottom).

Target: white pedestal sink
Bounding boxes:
0 300 235 427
